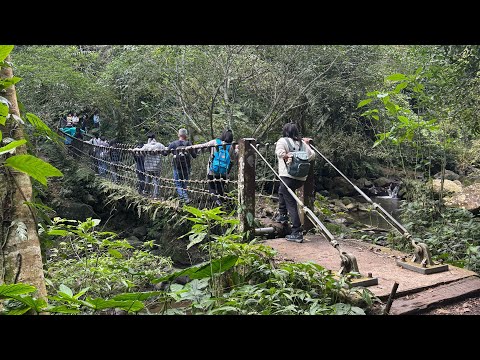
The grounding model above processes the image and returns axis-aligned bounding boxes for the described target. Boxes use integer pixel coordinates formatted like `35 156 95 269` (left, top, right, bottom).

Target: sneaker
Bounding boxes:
286 232 303 243
273 213 289 224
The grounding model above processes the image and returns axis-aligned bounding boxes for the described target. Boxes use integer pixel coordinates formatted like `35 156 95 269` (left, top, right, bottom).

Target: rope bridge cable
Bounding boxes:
249 143 362 276
254 142 281 203
58 130 239 211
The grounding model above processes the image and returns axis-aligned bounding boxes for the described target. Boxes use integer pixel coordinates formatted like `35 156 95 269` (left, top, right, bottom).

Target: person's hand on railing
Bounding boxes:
302 137 313 144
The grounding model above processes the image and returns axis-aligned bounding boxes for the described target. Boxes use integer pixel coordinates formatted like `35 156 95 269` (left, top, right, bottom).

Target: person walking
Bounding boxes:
133 142 146 194
136 133 165 199
167 128 197 204
273 122 315 243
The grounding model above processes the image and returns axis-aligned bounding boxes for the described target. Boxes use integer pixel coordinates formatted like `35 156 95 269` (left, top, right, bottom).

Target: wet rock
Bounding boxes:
434 170 460 181
330 176 356 197
432 179 463 195
444 183 480 213
373 177 392 187
346 203 357 210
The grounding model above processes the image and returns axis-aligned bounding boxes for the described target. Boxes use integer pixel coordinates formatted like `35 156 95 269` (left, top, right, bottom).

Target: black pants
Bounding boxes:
136 170 146 194
278 176 304 234
208 173 226 200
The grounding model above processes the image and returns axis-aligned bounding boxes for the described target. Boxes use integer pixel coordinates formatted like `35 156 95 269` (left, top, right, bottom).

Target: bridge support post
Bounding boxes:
238 138 256 239
298 158 315 232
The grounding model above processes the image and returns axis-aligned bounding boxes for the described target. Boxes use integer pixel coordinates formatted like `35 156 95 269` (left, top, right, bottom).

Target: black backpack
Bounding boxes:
172 140 191 169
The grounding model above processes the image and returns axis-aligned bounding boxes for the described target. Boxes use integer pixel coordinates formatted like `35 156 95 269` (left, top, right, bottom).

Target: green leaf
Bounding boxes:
25 113 51 132
84 298 144 312
394 82 408 93
5 307 31 315
153 255 239 283
0 77 21 89
0 139 26 155
5 154 63 186
183 205 203 218
112 291 163 301
108 248 123 258
385 101 397 114
357 99 373 108
0 283 36 298
47 305 80 314
59 284 74 297
385 73 407 81
0 45 14 62
9 295 47 313
372 115 379 121
397 116 410 124
0 102 8 125
47 229 69 236
187 232 206 250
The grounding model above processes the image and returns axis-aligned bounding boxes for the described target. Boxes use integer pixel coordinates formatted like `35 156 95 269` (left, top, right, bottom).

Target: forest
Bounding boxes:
1 45 479 315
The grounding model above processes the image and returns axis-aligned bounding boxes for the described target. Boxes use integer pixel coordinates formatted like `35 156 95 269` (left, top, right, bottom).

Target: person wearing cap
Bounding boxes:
167 128 197 203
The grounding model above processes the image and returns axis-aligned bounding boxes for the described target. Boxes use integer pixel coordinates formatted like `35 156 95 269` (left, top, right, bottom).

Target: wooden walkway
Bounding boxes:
264 235 480 314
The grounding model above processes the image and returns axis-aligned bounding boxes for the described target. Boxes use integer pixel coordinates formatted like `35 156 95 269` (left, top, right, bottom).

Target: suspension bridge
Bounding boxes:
61 131 480 314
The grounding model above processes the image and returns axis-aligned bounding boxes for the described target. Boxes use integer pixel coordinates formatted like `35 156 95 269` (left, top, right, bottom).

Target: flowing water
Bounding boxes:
350 195 402 230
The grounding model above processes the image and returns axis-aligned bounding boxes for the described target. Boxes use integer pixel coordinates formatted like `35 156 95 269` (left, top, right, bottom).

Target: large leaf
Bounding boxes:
46 305 80 314
0 283 36 298
47 229 69 236
0 102 8 125
153 255 238 283
59 284 73 297
5 154 63 186
385 73 407 81
108 248 123 258
8 295 47 313
0 77 21 90
357 98 373 108
0 139 27 155
25 113 51 132
0 45 13 62
187 232 206 250
83 298 144 312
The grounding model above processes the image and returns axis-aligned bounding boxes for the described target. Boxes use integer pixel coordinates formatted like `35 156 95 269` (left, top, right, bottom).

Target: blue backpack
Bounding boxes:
210 138 231 175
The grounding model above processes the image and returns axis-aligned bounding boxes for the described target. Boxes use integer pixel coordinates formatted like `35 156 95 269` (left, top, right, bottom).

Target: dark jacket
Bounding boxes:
168 139 197 169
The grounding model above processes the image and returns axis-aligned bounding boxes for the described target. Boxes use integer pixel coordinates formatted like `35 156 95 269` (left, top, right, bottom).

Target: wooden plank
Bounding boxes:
389 276 480 315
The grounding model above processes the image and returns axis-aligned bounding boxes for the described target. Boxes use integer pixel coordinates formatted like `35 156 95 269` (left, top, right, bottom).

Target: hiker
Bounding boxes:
72 126 86 156
72 112 79 126
109 139 121 183
93 111 100 128
80 114 88 132
133 142 146 194
167 128 197 203
59 122 77 145
203 129 237 206
136 133 165 199
97 135 110 177
273 122 315 243
87 133 102 173
66 112 73 125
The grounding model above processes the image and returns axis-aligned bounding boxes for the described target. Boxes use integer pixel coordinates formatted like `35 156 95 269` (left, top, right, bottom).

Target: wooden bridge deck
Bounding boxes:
264 235 480 314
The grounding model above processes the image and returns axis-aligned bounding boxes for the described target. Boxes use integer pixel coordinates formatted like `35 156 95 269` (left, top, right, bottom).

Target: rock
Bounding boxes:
358 203 370 212
332 217 347 224
332 199 348 212
319 190 329 197
373 177 392 187
132 225 148 238
126 235 143 248
434 170 460 181
341 197 356 205
463 171 480 186
453 180 462 187
329 177 356 197
444 183 480 213
398 188 406 198
346 203 357 210
432 179 463 195
52 199 97 221
364 179 373 187
82 193 96 205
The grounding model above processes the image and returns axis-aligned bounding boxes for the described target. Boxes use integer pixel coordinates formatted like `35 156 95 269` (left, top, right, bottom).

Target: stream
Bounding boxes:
349 195 402 230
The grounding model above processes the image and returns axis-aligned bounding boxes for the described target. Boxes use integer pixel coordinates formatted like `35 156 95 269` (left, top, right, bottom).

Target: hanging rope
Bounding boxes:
58 130 239 210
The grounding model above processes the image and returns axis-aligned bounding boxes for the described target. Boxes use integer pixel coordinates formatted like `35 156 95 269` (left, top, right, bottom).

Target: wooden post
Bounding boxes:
238 138 256 238
298 155 315 232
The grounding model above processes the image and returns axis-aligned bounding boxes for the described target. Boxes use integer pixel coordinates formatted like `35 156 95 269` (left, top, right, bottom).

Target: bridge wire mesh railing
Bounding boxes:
61 131 239 211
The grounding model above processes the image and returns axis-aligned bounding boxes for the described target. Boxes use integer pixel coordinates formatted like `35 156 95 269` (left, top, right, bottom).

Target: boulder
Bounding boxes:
132 225 148 238
434 170 460 181
341 197 356 205
329 176 356 197
432 179 463 195
52 199 97 221
126 236 144 249
373 177 392 187
444 183 480 213
346 203 357 210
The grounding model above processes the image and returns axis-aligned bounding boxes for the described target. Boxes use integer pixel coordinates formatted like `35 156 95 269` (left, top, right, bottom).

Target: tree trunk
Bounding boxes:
0 57 47 300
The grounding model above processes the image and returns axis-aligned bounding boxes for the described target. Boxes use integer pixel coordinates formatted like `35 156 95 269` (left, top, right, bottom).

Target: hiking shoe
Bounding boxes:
286 233 303 243
273 213 289 224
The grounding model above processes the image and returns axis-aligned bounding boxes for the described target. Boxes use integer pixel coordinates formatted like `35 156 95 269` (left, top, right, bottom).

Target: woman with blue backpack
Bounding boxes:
205 129 237 206
274 122 315 243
